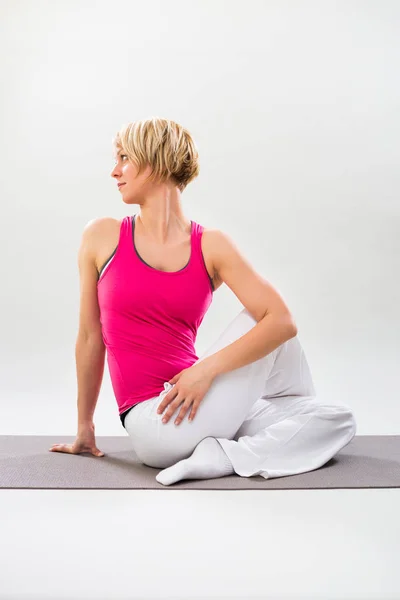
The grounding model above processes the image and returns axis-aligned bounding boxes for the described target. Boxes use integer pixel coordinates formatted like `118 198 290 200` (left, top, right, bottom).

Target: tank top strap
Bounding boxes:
190 220 204 262
119 215 133 249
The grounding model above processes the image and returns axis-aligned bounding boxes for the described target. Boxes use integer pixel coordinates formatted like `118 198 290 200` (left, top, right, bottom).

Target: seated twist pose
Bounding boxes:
50 116 356 486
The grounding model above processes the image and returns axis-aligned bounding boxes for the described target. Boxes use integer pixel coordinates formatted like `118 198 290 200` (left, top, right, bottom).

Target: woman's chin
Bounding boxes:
122 196 136 204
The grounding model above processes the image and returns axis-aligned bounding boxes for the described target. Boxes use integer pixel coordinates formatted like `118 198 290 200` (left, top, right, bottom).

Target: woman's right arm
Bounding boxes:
49 221 106 456
76 333 105 429
75 220 106 429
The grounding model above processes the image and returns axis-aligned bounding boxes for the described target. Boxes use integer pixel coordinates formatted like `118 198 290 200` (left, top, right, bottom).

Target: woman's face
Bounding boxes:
111 151 153 204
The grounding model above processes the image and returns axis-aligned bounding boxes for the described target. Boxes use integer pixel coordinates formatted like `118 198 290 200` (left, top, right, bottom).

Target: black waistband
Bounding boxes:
119 403 140 428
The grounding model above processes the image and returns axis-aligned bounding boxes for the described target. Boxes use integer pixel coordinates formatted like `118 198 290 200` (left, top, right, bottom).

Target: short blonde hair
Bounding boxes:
112 117 200 192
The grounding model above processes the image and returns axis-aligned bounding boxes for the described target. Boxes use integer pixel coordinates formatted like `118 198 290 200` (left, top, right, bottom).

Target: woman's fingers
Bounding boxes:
48 443 104 456
174 400 193 425
49 444 72 453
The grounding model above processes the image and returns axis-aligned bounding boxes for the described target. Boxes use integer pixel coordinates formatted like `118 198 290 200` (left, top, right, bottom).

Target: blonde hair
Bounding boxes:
112 117 200 192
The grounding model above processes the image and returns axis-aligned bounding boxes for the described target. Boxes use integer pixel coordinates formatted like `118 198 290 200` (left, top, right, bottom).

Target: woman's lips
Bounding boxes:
118 183 126 188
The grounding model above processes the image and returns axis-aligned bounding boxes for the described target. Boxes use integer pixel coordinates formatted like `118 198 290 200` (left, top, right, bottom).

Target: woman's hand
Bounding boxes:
48 423 105 457
157 360 215 425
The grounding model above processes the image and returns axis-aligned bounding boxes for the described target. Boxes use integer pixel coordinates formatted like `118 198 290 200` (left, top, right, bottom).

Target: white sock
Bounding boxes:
155 437 234 486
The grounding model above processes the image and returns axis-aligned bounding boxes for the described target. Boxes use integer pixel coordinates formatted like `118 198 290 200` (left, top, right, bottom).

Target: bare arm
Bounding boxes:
203 229 297 377
76 219 106 428
76 334 105 427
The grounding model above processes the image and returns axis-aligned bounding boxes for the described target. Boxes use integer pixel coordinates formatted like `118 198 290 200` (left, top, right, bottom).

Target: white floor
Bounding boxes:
1 488 399 600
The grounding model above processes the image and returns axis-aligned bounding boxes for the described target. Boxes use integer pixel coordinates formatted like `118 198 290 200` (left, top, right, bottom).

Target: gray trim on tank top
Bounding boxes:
97 215 215 292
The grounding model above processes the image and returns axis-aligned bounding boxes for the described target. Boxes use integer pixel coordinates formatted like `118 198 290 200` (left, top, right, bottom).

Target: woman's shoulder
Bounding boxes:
83 217 123 275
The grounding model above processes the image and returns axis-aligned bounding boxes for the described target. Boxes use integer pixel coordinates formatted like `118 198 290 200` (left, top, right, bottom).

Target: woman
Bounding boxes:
50 116 357 486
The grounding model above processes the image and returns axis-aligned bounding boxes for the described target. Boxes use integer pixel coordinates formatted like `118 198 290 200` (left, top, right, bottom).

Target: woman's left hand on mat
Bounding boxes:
157 361 215 425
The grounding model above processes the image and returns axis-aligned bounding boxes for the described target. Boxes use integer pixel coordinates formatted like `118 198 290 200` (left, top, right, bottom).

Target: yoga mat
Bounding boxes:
0 435 399 490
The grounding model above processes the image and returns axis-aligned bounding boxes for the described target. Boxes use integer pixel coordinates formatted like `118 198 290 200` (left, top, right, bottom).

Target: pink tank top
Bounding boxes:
97 214 214 420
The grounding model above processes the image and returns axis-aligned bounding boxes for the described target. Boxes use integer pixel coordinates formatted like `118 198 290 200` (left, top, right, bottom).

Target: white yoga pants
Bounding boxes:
124 308 357 479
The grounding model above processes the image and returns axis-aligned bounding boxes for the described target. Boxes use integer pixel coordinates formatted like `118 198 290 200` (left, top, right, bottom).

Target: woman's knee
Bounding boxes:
316 403 357 437
134 439 194 469
134 445 171 469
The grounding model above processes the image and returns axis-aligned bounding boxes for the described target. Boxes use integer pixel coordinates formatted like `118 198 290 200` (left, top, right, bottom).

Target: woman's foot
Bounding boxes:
155 437 234 486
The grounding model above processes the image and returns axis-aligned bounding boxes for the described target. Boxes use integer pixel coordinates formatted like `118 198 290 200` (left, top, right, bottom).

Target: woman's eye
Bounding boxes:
113 154 127 165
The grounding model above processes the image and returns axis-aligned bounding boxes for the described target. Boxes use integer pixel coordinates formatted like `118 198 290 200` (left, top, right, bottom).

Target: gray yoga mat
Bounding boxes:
0 435 399 490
